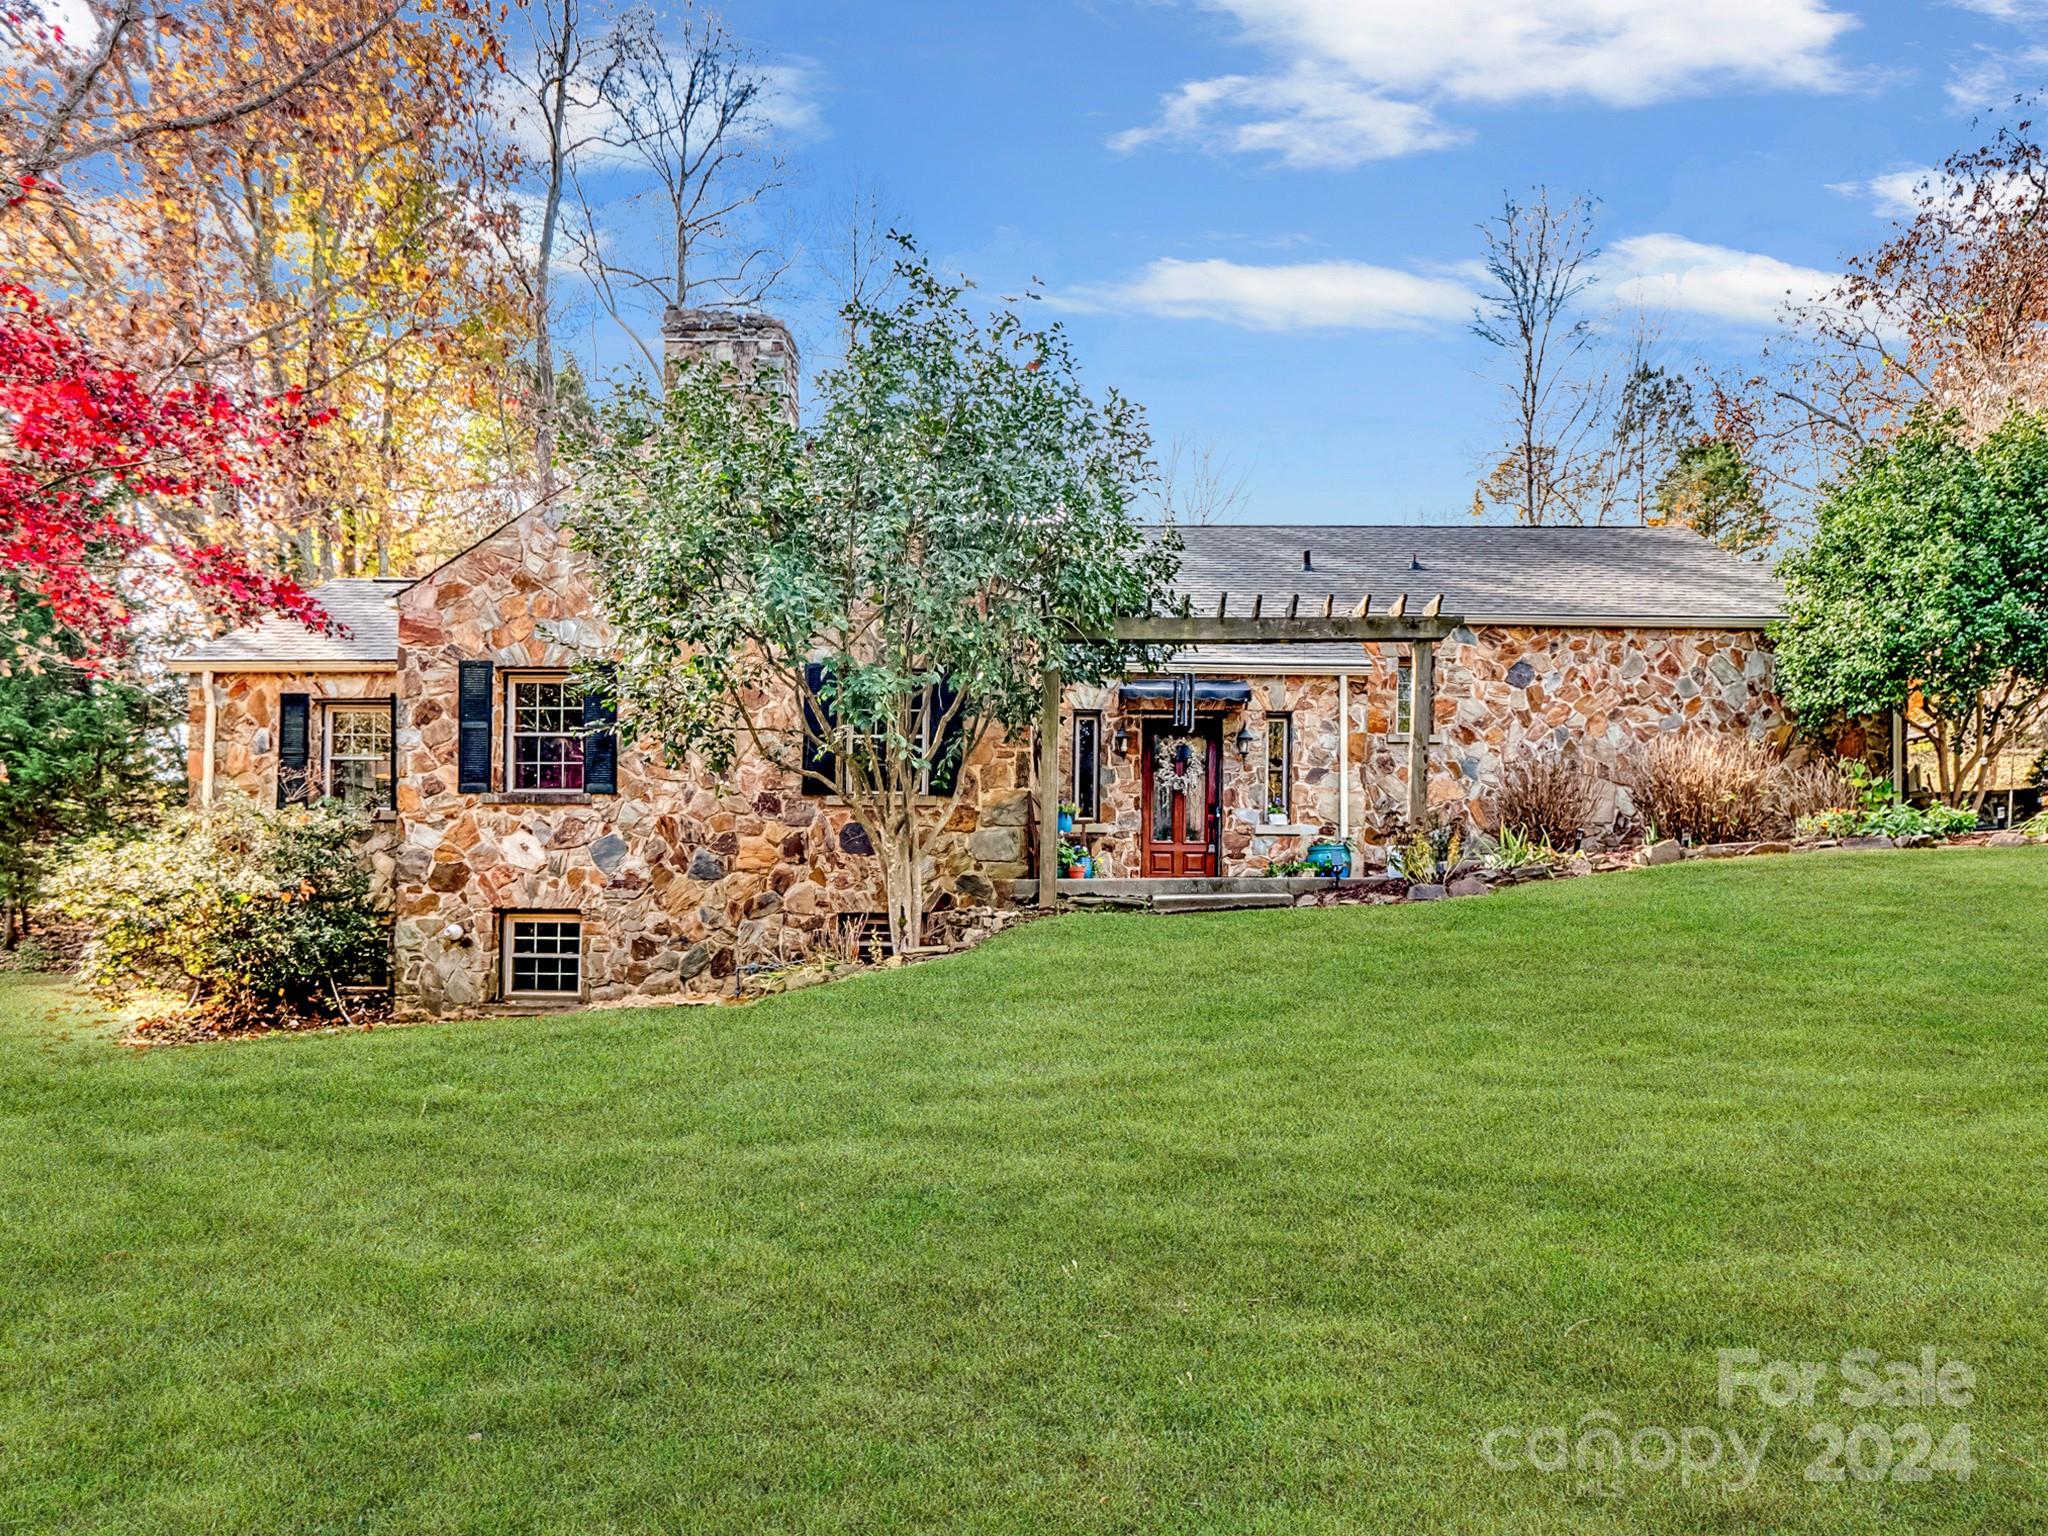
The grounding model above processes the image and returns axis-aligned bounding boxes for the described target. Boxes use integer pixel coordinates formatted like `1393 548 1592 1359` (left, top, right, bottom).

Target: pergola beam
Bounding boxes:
1108 613 1457 645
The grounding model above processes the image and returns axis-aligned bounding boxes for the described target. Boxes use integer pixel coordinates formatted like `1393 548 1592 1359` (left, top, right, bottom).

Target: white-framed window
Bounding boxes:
1265 715 1292 819
325 702 393 807
1072 710 1102 820
506 675 584 792
503 914 583 998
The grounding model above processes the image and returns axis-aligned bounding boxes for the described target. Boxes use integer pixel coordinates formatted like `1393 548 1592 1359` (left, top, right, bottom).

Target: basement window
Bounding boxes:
503 914 583 999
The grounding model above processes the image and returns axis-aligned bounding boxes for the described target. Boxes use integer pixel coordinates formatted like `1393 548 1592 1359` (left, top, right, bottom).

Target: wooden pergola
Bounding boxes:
1036 595 1464 903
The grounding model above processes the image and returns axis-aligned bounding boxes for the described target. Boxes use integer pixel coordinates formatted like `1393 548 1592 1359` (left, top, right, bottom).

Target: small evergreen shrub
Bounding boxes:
51 796 383 1020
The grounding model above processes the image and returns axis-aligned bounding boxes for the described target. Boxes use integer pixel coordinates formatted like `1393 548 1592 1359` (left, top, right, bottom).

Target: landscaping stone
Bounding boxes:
1841 835 1895 851
1563 855 1594 877
1697 841 1756 859
1336 875 1408 899
1748 840 1791 856
1407 883 1447 901
1447 876 1490 898
1640 840 1683 867
1988 829 2028 847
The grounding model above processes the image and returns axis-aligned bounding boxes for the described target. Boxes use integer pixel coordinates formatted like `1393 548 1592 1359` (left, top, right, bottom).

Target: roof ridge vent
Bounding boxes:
1410 553 1423 571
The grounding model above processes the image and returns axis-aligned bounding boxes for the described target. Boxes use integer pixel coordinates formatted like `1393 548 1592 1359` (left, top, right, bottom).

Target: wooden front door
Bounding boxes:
1142 720 1222 876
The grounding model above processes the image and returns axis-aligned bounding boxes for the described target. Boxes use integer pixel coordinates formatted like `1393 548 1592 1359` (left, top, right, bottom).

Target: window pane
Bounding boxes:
508 919 581 994
1073 714 1100 820
1266 716 1290 817
510 679 585 791
1395 660 1412 735
326 706 393 807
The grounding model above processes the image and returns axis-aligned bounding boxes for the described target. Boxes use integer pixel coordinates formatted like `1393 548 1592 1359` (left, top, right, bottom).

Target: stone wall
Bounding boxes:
1053 625 1781 874
389 504 1026 1016
185 668 397 804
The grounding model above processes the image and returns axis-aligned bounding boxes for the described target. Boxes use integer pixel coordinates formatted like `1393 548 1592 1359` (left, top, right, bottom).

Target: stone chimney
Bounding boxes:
661 306 799 424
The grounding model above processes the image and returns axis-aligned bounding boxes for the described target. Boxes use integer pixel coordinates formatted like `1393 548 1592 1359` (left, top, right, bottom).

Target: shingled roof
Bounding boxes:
1164 523 1783 668
167 526 1781 673
169 578 409 671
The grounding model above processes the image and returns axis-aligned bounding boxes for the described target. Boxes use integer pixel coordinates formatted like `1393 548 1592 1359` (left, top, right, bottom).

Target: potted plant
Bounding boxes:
1266 799 1288 827
1059 837 1087 878
1304 837 1352 879
1058 802 1079 834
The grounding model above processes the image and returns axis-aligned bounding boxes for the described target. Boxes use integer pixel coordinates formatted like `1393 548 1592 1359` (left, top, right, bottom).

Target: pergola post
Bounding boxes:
1890 706 1905 804
1406 639 1435 828
1037 665 1061 907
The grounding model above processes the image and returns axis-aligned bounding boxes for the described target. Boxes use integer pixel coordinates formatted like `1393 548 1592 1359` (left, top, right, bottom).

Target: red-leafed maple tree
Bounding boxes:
0 281 331 665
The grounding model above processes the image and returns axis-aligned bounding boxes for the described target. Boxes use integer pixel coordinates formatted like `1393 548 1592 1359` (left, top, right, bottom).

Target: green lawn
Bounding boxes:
3 852 2047 1534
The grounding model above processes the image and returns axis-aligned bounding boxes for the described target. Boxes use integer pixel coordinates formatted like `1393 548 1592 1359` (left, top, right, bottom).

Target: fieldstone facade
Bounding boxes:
183 506 1786 1016
1058 626 1781 877
385 503 1027 1016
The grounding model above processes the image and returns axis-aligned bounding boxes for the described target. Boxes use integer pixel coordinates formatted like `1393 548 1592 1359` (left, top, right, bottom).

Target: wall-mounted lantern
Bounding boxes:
1233 719 1257 758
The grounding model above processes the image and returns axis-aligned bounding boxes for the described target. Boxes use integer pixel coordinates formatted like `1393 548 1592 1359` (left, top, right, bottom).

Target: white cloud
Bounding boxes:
1600 234 1838 327
1116 0 1859 165
1829 166 1936 218
1055 257 1473 330
1942 42 2048 109
494 54 824 166
1949 0 2048 16
1111 69 1464 168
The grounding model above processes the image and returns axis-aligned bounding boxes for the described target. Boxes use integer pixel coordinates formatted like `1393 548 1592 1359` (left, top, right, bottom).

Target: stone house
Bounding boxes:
174 512 1785 1016
171 311 1786 1017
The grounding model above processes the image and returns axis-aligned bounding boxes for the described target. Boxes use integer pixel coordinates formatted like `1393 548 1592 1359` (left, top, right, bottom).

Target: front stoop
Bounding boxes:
1009 876 1335 913
1150 890 1299 913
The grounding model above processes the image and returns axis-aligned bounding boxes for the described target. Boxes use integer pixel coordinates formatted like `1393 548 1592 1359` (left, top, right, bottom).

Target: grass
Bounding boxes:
3 850 2047 1534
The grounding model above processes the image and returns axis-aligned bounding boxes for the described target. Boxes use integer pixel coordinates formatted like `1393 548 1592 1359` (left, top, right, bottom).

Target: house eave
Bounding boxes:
168 657 399 675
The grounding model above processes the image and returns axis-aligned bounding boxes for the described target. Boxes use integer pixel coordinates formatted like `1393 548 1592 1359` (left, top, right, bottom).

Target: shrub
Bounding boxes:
1765 757 1860 830
1802 801 1981 841
1491 751 1594 849
1620 733 1777 845
49 796 383 1019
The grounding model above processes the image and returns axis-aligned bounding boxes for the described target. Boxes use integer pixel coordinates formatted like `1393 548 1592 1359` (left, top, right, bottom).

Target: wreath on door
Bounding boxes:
1154 737 1203 797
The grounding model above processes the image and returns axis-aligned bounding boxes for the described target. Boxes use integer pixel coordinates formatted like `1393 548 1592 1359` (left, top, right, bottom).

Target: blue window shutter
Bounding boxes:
458 661 494 793
800 661 837 795
582 670 618 795
277 693 310 806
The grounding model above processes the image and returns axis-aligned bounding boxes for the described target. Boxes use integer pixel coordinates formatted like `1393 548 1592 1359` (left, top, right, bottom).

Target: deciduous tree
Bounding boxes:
574 243 1177 951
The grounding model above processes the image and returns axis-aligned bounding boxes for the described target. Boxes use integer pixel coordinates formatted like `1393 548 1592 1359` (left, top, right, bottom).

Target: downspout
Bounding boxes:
200 669 217 809
1338 671 1350 844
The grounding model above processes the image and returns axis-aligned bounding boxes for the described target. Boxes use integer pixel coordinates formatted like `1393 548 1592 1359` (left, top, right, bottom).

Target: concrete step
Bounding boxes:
1151 891 1299 913
1012 876 1332 901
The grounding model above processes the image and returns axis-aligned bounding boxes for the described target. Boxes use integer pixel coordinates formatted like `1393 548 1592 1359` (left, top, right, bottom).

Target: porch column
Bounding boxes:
1406 640 1434 827
1037 665 1061 907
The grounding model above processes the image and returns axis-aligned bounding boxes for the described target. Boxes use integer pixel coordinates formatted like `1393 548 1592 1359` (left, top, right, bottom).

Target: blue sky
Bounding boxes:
563 0 2048 524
